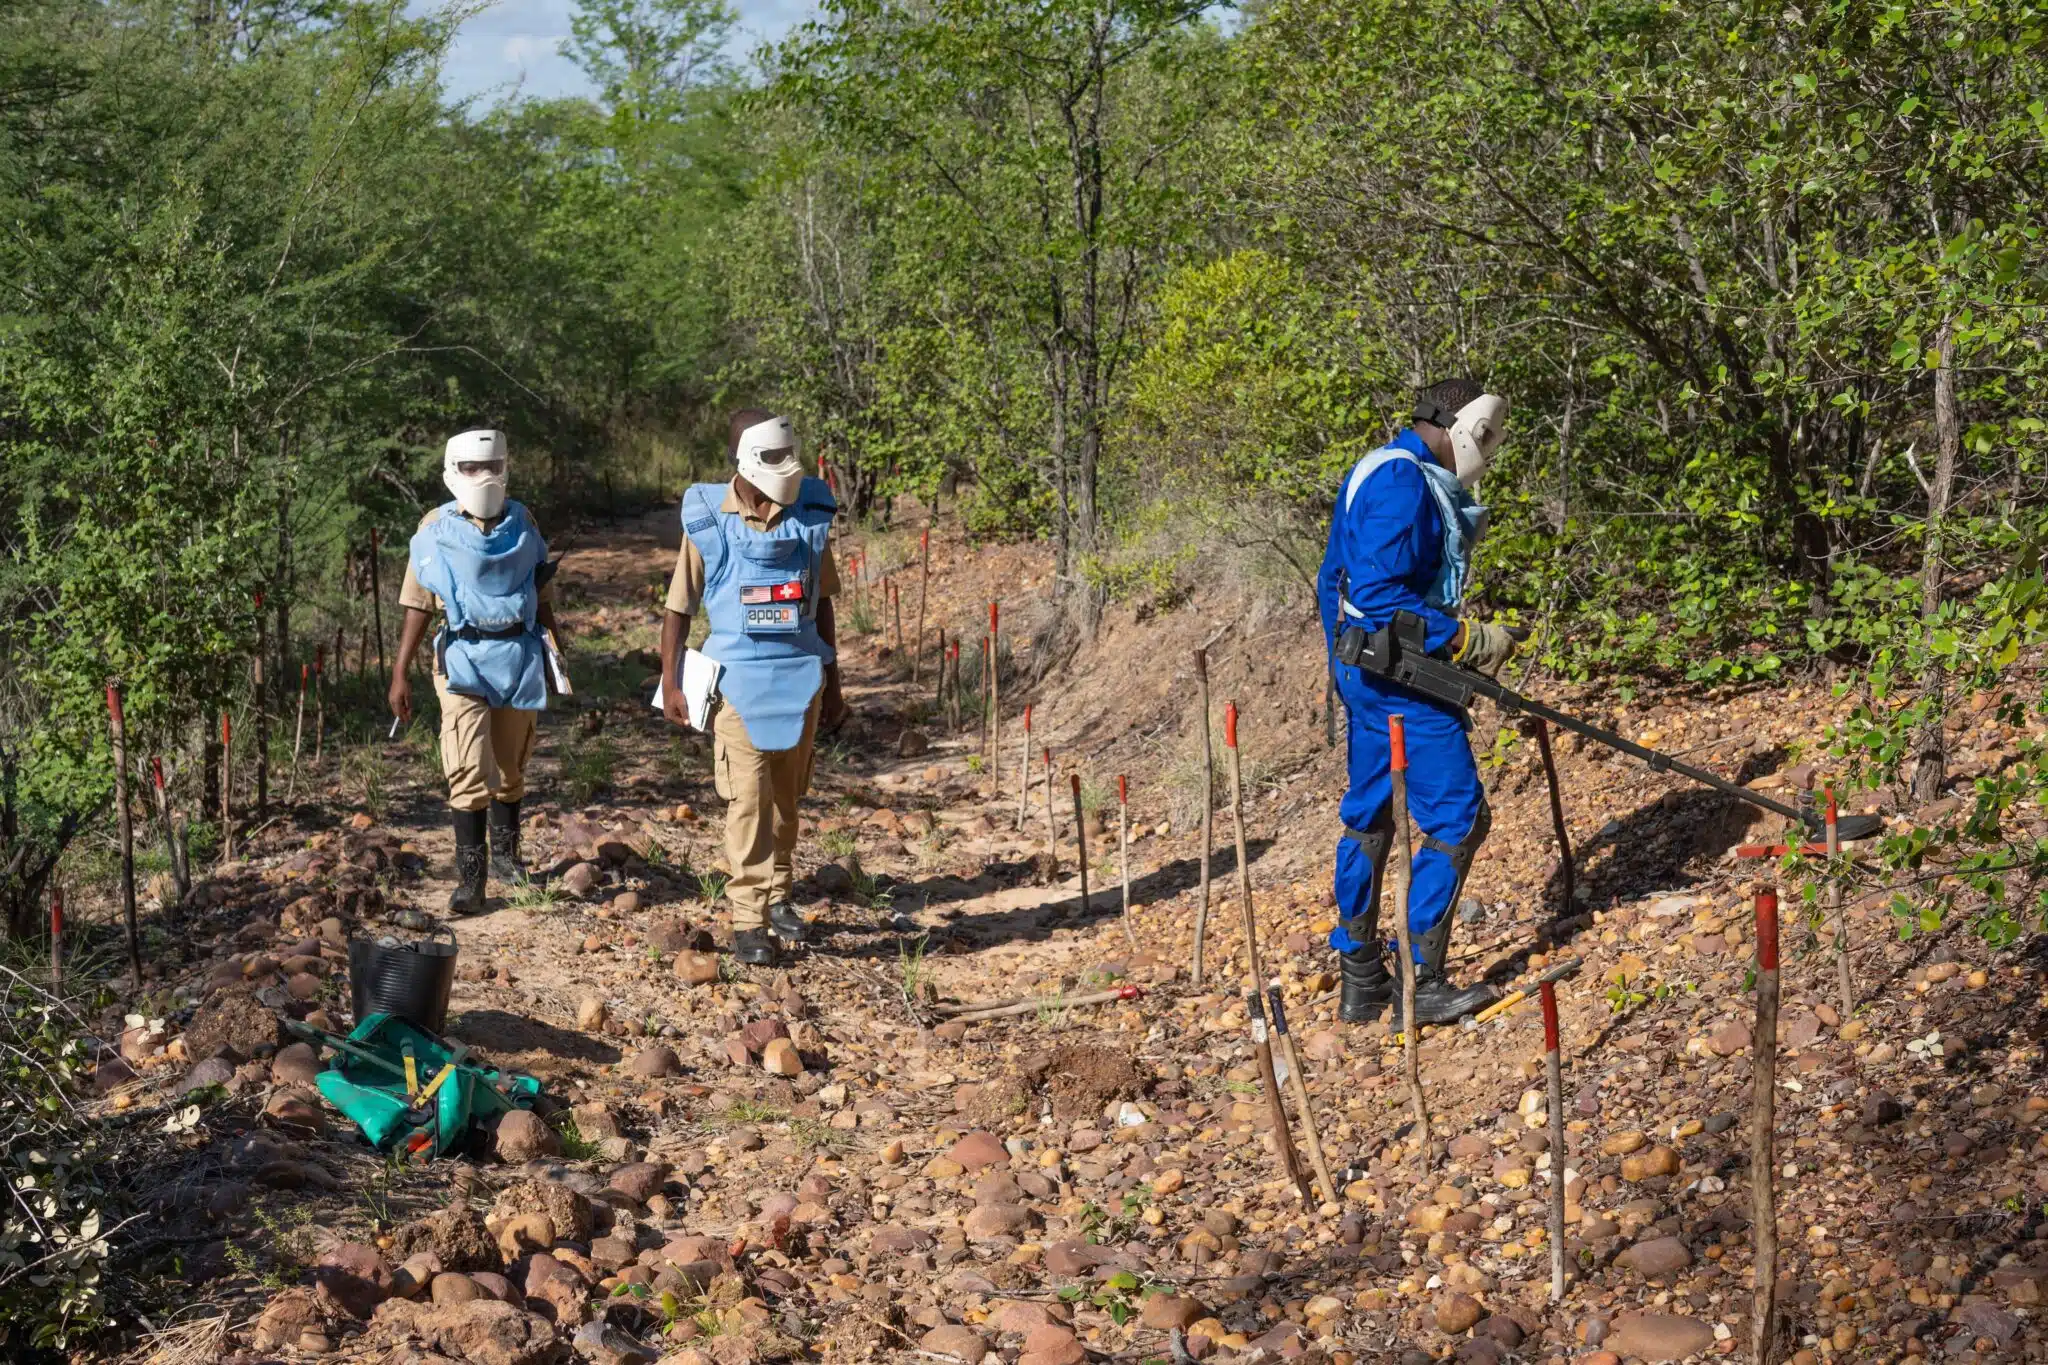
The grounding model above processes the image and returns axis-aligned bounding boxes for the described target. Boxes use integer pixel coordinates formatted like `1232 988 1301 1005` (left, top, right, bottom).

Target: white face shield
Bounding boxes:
734 416 803 506
1447 393 1508 488
443 429 509 520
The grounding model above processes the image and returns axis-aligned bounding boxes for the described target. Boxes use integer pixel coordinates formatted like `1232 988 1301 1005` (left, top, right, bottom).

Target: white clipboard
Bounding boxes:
651 648 722 730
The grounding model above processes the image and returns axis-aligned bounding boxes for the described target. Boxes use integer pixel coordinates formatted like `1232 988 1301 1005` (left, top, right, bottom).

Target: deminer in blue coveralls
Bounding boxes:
1318 379 1520 1027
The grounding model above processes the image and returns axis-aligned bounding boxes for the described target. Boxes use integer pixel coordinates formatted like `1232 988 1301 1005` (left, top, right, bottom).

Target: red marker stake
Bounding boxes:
1387 713 1432 1171
151 753 188 900
1542 978 1567 1300
220 711 233 862
1070 771 1090 915
1751 888 1782 1365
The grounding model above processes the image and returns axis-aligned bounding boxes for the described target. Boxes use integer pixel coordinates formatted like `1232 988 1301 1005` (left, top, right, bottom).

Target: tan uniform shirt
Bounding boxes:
398 505 556 616
665 481 840 616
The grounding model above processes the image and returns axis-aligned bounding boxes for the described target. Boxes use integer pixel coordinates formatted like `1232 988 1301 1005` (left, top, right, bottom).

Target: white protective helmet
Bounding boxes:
734 415 803 506
443 429 509 520
1415 389 1509 488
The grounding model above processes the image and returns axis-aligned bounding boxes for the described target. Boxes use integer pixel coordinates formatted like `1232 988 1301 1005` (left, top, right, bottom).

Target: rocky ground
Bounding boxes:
87 504 2048 1365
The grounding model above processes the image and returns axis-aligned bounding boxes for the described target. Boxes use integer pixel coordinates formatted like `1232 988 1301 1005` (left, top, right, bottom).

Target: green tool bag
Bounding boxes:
312 1013 541 1159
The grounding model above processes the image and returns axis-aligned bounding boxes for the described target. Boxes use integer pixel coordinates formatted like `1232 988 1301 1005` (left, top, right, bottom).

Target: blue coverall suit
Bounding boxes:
1317 428 1486 965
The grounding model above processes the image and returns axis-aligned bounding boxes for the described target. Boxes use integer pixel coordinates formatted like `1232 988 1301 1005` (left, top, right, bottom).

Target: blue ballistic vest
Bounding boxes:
684 478 836 752
408 500 548 710
1340 440 1489 610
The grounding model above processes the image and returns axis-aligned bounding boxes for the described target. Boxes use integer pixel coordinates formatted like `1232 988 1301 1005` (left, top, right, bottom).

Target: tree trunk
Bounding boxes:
1911 320 1960 804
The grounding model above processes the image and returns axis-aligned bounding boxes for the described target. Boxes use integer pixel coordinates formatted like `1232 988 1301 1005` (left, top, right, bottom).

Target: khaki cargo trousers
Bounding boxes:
437 673 538 813
713 693 821 931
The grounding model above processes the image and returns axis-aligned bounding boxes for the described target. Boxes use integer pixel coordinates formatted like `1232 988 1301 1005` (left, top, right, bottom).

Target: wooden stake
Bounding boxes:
1070 771 1090 915
48 885 62 987
1387 713 1432 1172
253 593 269 819
105 685 142 988
890 579 904 656
1016 705 1032 831
1117 774 1134 948
913 526 931 683
1225 702 1311 1206
152 755 189 900
1826 787 1852 1018
219 711 233 862
1192 648 1214 989
287 662 307 803
934 628 947 713
1543 978 1568 1301
313 645 326 764
1751 887 1782 1365
1268 982 1338 1205
988 603 1001 801
1042 746 1057 856
1532 717 1574 916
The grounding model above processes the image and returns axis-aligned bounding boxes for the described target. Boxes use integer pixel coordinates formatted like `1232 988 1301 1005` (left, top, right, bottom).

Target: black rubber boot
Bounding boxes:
732 927 779 966
766 902 809 946
1408 916 1498 1025
487 798 524 885
448 807 489 915
1339 950 1394 1023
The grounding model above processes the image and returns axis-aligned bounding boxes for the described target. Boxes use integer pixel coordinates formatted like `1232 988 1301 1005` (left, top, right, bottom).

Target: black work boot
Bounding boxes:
1338 950 1394 1023
1408 917 1498 1025
448 807 489 915
487 798 524 885
732 927 779 966
766 902 809 947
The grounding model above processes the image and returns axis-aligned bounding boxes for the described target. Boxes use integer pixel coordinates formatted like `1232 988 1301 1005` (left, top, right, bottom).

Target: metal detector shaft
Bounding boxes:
1341 613 1882 839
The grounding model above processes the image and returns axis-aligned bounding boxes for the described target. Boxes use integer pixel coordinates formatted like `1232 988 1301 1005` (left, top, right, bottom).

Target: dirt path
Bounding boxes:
99 504 2048 1365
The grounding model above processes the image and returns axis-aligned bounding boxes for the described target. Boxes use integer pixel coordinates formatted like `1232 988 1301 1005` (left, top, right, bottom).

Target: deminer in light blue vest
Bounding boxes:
390 430 562 914
1316 379 1521 1026
659 410 849 968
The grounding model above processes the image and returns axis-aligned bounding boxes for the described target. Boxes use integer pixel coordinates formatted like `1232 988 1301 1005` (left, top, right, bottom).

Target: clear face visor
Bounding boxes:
454 460 506 478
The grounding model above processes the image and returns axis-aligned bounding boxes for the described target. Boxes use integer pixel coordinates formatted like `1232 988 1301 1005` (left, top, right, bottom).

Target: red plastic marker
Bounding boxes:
1118 774 1127 803
1755 888 1779 971
105 683 124 729
1389 713 1407 770
151 756 165 791
1224 700 1239 748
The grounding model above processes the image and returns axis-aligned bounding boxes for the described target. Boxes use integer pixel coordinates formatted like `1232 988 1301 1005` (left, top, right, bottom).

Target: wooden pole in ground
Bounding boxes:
988 602 1001 800
371 527 386 681
1543 977 1568 1301
48 885 61 987
933 628 946 714
253 593 269 819
1070 772 1090 915
313 645 326 765
1042 746 1056 856
1224 701 1312 1206
1386 713 1431 1172
947 641 961 732
890 579 904 657
287 662 307 803
1016 705 1032 830
1750 886 1782 1365
1192 648 1214 989
1117 774 1134 947
105 685 142 988
152 756 189 900
1531 717 1574 917
219 711 233 862
1267 981 1337 1206
913 527 931 683
1826 787 1852 1019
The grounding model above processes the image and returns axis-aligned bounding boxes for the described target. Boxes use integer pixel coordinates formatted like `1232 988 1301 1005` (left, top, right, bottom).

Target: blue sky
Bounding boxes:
421 0 815 105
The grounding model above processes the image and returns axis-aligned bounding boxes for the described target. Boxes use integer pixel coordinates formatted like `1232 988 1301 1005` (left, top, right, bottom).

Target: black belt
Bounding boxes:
448 624 529 642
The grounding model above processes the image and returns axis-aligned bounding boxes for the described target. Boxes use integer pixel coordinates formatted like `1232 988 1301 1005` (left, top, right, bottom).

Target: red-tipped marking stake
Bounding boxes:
1069 772 1090 915
1751 887 1782 1365
1542 977 1567 1300
1117 773 1134 945
1016 704 1033 830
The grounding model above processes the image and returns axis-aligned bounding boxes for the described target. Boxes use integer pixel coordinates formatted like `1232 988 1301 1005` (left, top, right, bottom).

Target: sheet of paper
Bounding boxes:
650 648 721 730
542 628 573 696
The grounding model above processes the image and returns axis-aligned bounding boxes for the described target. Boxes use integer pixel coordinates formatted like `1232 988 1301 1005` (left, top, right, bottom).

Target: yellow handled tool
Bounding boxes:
1472 956 1585 1025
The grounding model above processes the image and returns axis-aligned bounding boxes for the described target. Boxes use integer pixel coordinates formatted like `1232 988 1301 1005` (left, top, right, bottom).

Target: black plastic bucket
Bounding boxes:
347 921 458 1032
